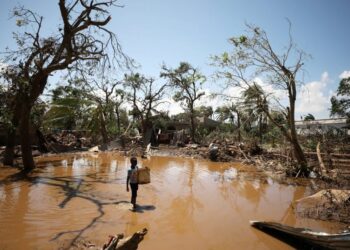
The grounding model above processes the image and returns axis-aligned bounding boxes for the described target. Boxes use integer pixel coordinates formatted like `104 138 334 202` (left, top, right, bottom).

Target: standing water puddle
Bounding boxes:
0 152 346 249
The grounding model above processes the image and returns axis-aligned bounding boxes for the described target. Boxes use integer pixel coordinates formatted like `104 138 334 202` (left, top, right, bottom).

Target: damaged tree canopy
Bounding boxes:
1 0 130 170
211 22 310 175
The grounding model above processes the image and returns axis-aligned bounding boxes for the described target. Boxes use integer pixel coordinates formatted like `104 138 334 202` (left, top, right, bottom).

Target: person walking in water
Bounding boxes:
126 157 139 209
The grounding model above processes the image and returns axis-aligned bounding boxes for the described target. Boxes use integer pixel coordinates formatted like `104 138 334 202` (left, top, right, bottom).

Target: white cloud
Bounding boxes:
198 87 239 106
222 86 244 99
339 70 350 79
197 89 222 111
158 97 183 115
253 77 287 101
296 72 332 119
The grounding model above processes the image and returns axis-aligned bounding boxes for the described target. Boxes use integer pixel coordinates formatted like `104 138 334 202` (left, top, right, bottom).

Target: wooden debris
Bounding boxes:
294 189 350 223
317 142 328 177
103 234 123 250
102 228 148 250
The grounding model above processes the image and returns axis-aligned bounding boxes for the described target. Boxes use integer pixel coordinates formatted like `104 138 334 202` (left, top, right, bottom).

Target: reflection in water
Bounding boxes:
0 153 346 249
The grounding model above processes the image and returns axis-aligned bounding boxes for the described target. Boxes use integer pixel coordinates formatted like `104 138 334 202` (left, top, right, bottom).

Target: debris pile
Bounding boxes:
168 140 265 162
59 228 148 250
294 189 350 223
44 130 93 151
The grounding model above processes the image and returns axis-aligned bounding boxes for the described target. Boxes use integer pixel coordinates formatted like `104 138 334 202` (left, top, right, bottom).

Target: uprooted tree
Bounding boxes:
1 0 129 170
212 23 310 175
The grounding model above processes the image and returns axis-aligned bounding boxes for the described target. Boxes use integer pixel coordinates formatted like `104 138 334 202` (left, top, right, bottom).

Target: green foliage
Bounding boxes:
222 52 230 64
337 77 350 95
239 35 247 44
0 84 12 128
242 84 268 117
161 62 206 141
30 99 46 128
195 105 213 118
303 113 315 121
171 112 190 123
215 105 235 123
123 72 167 137
151 113 171 132
161 62 206 110
43 86 92 131
263 125 283 147
43 83 130 141
217 123 234 133
196 125 210 140
331 77 350 121
212 23 313 173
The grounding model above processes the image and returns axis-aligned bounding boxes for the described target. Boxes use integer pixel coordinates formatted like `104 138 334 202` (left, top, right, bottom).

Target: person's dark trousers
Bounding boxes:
130 183 139 205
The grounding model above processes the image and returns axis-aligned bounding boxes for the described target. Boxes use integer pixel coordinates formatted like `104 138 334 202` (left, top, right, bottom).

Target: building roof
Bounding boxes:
295 118 347 126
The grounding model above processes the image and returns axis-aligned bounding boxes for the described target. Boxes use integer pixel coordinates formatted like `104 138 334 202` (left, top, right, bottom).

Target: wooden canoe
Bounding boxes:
250 221 350 250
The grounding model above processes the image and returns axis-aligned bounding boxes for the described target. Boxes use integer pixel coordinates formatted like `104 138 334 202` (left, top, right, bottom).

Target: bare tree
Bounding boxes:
78 67 123 144
160 62 206 142
1 0 130 170
212 23 310 175
124 73 168 145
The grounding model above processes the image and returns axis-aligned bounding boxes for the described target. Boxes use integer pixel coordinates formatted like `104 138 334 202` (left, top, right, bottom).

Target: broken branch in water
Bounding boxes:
102 228 148 250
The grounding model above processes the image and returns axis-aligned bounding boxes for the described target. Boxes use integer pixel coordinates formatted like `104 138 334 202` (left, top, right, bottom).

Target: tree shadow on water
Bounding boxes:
0 168 32 183
0 169 144 249
38 176 127 249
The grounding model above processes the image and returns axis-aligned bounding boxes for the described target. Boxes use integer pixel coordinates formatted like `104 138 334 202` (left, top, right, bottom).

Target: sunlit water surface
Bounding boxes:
0 152 346 249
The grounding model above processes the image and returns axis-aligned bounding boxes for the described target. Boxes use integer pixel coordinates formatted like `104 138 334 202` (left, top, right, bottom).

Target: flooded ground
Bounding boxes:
0 152 347 249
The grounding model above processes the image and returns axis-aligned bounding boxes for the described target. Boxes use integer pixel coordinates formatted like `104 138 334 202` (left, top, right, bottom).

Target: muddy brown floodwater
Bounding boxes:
0 152 347 249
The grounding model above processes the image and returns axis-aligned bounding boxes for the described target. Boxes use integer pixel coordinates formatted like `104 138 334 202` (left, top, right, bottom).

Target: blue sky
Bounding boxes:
1 0 350 118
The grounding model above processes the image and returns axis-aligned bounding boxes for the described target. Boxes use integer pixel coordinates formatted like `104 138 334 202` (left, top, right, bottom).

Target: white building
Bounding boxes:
295 118 349 135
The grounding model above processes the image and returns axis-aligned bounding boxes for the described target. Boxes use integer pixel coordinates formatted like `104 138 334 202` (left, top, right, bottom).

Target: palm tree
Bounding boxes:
215 103 242 142
44 86 92 131
242 84 268 144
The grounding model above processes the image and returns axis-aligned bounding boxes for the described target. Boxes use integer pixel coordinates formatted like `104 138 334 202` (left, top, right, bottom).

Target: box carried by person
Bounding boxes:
137 167 151 184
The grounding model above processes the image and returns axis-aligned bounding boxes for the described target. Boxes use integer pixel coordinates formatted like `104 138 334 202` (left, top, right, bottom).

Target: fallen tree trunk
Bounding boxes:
103 234 123 250
102 228 148 250
251 221 350 249
317 142 328 177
